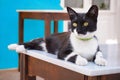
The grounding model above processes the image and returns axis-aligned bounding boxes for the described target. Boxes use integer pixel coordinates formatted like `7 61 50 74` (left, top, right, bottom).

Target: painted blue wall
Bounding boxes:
0 0 62 69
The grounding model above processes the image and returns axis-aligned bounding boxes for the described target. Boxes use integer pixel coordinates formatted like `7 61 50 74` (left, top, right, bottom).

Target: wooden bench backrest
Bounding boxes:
19 12 70 38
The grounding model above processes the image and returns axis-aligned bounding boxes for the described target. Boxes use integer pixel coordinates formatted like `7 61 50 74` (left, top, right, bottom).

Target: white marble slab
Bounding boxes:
21 44 120 76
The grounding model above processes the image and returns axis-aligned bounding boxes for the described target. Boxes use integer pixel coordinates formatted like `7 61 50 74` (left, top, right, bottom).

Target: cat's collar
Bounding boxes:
71 33 94 41
76 37 93 41
79 37 93 41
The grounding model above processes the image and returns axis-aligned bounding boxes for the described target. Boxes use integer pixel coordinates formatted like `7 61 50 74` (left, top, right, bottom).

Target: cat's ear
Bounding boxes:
86 5 98 18
67 7 78 20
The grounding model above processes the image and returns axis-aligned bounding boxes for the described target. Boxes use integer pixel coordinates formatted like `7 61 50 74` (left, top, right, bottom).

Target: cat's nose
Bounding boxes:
79 32 86 35
77 30 86 35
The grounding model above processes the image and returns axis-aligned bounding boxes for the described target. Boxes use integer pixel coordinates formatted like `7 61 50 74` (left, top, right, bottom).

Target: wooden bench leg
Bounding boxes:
20 54 36 80
27 76 36 80
20 75 36 80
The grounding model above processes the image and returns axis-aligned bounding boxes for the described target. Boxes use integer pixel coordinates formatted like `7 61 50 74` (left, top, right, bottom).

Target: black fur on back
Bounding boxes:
45 32 71 55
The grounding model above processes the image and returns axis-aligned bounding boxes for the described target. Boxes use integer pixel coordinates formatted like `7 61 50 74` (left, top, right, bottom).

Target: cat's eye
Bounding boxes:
83 22 89 27
73 22 77 27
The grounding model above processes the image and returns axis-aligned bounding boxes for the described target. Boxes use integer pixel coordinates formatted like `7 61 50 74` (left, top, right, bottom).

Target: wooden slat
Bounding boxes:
19 12 24 44
54 20 58 33
20 12 69 20
45 20 51 37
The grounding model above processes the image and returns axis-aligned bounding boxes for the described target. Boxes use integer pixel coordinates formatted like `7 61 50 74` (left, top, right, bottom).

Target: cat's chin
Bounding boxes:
73 29 96 39
72 32 95 40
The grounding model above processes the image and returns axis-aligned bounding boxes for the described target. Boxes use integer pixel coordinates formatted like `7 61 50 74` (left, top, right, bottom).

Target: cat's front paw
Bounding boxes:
16 45 27 53
75 55 88 66
95 57 107 66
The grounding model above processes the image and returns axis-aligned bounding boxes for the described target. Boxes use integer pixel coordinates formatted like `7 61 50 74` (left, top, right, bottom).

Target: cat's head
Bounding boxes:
67 5 98 40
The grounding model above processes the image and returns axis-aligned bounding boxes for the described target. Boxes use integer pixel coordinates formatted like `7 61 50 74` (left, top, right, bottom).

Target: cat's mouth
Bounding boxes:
73 29 95 40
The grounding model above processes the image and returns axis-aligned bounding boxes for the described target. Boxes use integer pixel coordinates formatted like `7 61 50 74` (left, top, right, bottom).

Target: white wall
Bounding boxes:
115 0 120 43
97 13 116 44
97 0 119 44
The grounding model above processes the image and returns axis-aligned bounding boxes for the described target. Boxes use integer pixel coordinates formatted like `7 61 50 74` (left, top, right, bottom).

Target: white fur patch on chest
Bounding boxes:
70 33 98 60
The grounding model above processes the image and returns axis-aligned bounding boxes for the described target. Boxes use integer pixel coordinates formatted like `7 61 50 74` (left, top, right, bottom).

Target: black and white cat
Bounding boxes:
8 5 107 66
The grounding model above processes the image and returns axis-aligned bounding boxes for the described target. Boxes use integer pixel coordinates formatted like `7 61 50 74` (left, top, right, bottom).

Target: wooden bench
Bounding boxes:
17 10 120 80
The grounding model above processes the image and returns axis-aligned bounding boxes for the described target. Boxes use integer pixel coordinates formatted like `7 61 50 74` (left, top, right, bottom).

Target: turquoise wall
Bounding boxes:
0 0 62 69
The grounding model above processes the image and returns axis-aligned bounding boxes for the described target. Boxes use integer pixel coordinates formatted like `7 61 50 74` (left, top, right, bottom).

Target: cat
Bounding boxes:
8 5 107 66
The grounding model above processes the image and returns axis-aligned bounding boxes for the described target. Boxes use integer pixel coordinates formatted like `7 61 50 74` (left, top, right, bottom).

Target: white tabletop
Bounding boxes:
21 44 120 76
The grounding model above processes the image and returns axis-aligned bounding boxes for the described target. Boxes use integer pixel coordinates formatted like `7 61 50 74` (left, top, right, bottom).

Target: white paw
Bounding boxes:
8 44 19 50
16 45 27 53
75 55 88 66
95 58 107 66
